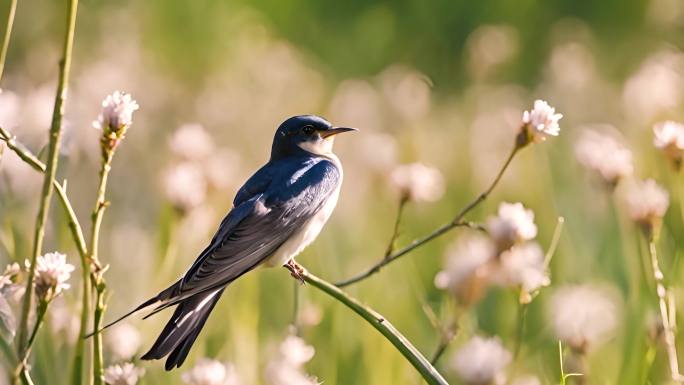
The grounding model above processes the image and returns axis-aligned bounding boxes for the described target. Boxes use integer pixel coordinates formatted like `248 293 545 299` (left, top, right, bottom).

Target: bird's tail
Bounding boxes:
84 280 181 339
140 288 226 370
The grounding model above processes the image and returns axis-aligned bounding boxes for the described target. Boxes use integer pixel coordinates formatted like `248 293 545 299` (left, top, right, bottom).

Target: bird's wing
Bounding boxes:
162 157 341 307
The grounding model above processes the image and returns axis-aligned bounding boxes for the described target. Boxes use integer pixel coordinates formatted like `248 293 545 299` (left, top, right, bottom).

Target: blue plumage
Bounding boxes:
101 115 355 370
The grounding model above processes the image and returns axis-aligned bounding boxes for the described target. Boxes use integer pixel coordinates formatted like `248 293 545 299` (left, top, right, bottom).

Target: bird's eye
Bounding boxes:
302 125 315 135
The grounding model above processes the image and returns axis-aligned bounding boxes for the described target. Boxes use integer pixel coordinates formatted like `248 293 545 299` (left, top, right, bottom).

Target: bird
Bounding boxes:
93 115 356 370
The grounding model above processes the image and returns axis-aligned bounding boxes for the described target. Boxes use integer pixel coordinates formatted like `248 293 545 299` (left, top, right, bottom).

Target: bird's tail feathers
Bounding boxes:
141 288 225 370
84 280 181 339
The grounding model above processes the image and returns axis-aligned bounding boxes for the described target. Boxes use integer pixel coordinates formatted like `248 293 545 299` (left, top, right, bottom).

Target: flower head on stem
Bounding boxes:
653 120 684 170
32 252 74 303
93 91 139 158
623 178 669 238
518 99 563 147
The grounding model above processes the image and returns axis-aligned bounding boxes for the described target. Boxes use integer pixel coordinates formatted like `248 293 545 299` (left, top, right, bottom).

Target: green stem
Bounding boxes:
0 126 92 385
0 0 17 83
647 238 683 382
15 0 79 367
513 301 528 359
90 151 114 385
336 145 519 287
296 263 448 385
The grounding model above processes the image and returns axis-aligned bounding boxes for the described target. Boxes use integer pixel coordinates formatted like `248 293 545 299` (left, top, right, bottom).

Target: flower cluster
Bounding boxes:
436 202 549 305
182 359 239 385
265 334 319 385
518 100 563 146
653 120 684 169
93 91 139 157
33 252 74 302
106 323 141 360
389 162 445 202
104 362 145 385
575 129 634 186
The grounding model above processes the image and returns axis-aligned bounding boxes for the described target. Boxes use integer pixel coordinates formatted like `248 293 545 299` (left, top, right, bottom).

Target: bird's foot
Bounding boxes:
285 260 306 285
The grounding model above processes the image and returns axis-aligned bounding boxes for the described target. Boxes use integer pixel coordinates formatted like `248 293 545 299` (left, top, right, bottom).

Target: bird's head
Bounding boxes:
271 115 356 160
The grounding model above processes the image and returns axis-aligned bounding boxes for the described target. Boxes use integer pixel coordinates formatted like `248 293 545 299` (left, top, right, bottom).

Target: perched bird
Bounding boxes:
95 115 355 370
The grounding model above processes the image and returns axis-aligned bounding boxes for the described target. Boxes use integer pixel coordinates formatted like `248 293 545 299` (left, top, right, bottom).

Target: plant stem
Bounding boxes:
0 0 18 83
0 126 92 385
513 301 528 359
15 0 79 376
647 238 683 382
89 151 114 385
335 145 519 287
383 197 408 258
292 263 448 385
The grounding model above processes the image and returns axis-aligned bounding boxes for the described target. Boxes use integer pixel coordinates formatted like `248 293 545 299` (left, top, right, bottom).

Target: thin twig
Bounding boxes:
647 238 684 382
383 197 408 258
290 262 448 385
335 145 519 287
0 0 18 83
14 0 79 381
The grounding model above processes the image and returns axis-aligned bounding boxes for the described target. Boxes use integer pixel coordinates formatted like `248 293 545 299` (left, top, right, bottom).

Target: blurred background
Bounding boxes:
0 0 683 384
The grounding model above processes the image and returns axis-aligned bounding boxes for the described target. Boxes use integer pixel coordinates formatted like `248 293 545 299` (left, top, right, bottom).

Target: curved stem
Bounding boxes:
292 263 448 385
647 238 683 382
15 0 79 368
0 0 18 84
336 145 519 287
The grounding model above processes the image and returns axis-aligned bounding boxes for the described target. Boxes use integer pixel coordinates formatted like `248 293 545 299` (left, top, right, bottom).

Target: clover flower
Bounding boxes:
624 179 669 236
434 234 496 305
487 202 538 251
495 242 550 303
162 162 207 214
33 252 74 301
104 363 145 385
93 91 139 155
452 335 512 385
182 359 239 385
519 99 562 146
390 162 445 202
575 129 633 186
653 120 684 168
550 284 620 353
265 334 319 385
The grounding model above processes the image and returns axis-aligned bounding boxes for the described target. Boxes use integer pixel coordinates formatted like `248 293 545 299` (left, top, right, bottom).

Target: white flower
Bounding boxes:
623 179 669 231
182 359 239 385
521 99 563 142
265 334 319 385
575 129 633 185
163 162 207 214
434 234 496 304
34 252 74 301
653 120 684 166
0 263 21 294
104 363 144 385
390 163 445 202
93 91 139 133
169 123 215 161
487 202 537 250
106 323 141 360
495 242 549 302
550 284 620 352
452 336 511 385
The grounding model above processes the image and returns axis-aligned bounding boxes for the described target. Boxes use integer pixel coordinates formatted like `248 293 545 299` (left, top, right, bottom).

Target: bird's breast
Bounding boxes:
264 165 342 267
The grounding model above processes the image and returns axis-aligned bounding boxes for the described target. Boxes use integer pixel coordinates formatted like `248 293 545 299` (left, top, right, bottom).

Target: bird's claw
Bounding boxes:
285 260 306 285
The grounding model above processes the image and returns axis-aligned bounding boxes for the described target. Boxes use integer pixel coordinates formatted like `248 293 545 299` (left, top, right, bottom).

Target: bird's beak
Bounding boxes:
320 127 358 138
